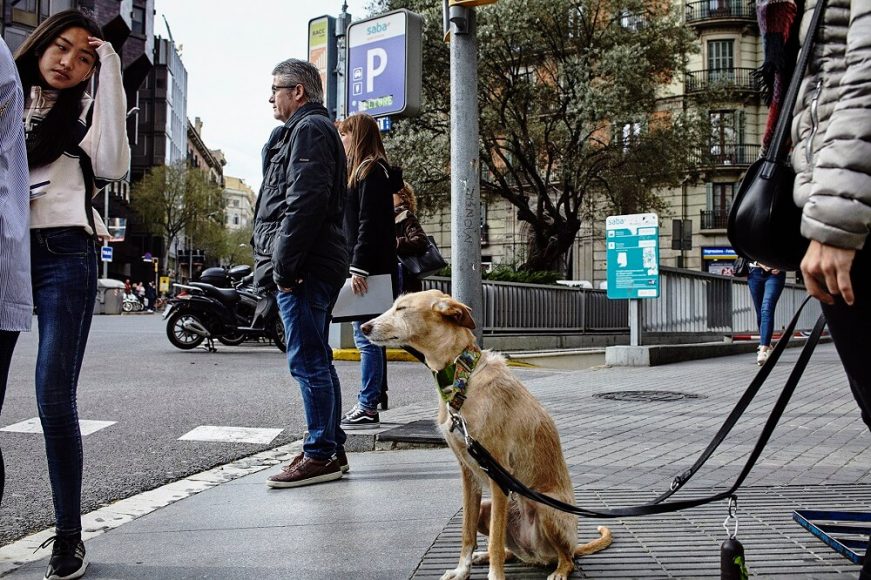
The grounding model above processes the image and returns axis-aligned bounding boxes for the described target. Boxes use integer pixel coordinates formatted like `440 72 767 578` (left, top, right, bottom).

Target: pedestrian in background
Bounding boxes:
394 182 428 295
747 262 785 365
0 37 30 510
337 113 403 428
14 10 129 579
145 281 157 312
789 0 871 574
253 58 350 488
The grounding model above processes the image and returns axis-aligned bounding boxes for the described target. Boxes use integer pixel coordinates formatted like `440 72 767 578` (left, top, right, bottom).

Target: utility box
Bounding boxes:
96 278 126 315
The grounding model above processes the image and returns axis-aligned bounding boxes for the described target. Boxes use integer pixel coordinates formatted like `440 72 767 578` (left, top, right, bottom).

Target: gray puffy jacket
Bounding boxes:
790 0 871 250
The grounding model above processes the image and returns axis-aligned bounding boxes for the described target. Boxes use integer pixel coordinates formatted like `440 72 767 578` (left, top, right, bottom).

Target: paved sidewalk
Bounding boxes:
3 343 870 579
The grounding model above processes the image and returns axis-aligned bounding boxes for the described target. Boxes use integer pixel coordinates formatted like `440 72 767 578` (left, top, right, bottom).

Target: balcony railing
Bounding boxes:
700 208 729 230
685 0 756 23
691 143 760 168
685 68 761 94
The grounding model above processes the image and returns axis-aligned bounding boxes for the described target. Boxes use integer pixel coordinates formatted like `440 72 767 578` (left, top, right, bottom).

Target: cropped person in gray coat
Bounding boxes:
0 37 30 507
791 0 871 574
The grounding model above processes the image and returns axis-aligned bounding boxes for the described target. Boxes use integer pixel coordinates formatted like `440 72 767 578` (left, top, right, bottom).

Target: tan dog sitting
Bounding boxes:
360 290 611 580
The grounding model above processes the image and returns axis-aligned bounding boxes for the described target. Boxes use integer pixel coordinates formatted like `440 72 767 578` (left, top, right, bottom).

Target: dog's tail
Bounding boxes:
574 526 612 556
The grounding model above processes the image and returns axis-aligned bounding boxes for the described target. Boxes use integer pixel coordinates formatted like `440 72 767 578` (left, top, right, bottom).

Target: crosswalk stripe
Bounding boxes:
0 418 115 436
178 425 283 445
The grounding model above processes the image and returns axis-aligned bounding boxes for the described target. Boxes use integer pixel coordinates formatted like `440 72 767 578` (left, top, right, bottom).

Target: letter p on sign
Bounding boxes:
366 48 387 92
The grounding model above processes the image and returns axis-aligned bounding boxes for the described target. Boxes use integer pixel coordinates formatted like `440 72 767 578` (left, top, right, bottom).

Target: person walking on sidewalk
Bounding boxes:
337 113 403 429
394 182 428 295
789 0 871 574
252 58 350 488
14 10 129 579
747 262 786 365
0 37 30 510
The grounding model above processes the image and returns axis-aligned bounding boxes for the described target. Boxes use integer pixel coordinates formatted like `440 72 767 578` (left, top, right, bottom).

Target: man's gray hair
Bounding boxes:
272 58 324 105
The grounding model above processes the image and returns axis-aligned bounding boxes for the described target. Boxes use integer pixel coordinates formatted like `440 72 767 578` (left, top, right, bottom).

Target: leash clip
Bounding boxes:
723 496 739 539
449 411 472 446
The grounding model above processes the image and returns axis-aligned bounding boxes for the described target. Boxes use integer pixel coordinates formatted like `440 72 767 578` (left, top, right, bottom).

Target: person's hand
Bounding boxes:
278 278 303 293
800 240 856 305
351 273 368 296
88 36 105 50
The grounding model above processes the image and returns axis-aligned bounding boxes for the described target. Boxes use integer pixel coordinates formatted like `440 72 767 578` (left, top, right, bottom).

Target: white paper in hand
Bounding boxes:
331 274 394 322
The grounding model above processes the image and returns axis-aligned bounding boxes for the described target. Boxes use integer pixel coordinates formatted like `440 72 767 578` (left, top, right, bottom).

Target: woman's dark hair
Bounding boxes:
14 10 103 168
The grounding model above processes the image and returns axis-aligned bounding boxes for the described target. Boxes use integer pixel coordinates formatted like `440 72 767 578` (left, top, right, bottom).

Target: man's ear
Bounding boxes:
433 298 476 330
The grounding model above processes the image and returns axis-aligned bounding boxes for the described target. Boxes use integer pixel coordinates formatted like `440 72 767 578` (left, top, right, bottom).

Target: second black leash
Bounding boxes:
451 296 826 519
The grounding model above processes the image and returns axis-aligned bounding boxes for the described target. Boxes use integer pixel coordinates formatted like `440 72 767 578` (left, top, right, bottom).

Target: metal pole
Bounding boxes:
188 234 193 281
335 2 350 120
629 299 641 346
449 5 483 344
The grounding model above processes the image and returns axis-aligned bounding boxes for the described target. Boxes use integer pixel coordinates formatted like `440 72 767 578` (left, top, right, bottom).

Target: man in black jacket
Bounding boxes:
252 58 350 488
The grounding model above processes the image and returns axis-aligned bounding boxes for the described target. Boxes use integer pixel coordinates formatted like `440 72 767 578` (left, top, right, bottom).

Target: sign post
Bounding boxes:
308 15 338 119
100 246 113 263
606 213 660 346
345 9 422 119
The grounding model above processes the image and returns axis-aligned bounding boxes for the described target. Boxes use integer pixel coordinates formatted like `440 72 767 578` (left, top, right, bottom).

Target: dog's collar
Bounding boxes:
433 344 482 411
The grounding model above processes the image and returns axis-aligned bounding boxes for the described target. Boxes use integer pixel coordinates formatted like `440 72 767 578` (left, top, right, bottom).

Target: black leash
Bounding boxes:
453 297 826 518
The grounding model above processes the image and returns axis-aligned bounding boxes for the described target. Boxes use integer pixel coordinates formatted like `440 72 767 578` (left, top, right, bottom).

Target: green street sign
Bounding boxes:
606 213 660 300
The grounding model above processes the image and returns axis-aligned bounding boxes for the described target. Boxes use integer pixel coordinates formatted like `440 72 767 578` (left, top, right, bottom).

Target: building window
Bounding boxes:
233 215 239 226
708 182 736 215
709 110 744 163
131 6 146 35
3 27 29 54
12 0 38 26
707 40 734 81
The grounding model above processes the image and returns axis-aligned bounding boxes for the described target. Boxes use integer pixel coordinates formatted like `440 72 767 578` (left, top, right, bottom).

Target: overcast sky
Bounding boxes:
154 0 370 194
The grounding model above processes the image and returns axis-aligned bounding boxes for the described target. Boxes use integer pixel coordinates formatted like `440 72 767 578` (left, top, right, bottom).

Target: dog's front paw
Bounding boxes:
546 573 569 580
439 567 470 580
471 551 490 565
487 570 506 580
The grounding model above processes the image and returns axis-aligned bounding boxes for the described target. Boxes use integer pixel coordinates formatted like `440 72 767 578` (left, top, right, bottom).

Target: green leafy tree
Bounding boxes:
131 161 226 274
373 0 708 272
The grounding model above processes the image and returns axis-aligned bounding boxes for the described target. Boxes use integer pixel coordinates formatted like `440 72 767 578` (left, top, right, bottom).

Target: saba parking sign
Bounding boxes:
346 9 422 117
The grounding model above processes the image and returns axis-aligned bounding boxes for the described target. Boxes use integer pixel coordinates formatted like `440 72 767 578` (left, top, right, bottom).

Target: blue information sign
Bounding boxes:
346 9 422 118
100 246 113 262
606 213 660 299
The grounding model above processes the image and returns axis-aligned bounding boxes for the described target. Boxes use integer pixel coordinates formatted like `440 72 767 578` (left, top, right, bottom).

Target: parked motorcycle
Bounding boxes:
163 265 286 352
122 292 143 312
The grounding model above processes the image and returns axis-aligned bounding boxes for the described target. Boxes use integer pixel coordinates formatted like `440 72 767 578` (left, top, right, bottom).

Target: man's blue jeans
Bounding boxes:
31 227 97 535
277 277 346 461
352 321 384 412
748 267 786 347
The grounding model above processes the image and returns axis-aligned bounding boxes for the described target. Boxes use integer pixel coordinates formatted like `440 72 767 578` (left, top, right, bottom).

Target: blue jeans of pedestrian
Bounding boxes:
277 276 345 461
352 321 385 412
747 267 786 347
0 330 19 506
31 227 97 535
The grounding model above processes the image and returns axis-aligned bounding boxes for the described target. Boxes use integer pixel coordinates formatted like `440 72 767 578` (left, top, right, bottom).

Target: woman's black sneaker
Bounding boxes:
41 533 88 580
340 405 380 429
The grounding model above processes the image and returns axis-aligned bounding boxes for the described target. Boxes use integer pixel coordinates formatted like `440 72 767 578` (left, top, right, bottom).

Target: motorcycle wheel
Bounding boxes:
218 333 247 346
166 311 206 350
122 301 133 313
272 317 286 353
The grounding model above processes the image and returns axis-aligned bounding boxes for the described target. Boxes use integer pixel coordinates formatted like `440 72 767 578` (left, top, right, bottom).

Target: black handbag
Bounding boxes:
732 256 750 277
727 0 825 271
399 236 447 279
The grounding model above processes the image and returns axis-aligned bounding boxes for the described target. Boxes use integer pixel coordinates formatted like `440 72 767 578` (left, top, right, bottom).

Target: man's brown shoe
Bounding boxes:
335 449 349 473
266 455 342 488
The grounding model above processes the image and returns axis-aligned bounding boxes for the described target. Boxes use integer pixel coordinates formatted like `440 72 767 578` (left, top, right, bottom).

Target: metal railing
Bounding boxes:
685 68 760 93
700 208 729 229
685 0 756 23
422 267 821 337
691 144 760 168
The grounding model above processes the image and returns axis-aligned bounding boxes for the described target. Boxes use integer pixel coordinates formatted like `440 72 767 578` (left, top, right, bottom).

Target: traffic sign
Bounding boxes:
100 246 113 262
606 213 660 299
346 9 422 117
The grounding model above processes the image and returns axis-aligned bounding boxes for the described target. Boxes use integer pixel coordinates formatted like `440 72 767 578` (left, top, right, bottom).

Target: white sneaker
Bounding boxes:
756 345 771 366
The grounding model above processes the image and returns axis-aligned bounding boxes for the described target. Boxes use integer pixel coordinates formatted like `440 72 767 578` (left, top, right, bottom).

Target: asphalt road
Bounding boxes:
0 314 557 546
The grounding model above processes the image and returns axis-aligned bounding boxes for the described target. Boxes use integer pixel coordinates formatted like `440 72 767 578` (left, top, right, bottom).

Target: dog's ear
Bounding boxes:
433 298 476 330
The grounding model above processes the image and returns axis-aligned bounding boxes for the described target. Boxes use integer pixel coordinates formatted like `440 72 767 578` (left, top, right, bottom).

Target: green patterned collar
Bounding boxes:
433 344 482 411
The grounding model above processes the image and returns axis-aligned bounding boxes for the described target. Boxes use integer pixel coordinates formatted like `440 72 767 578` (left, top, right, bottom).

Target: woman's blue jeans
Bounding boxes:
31 227 97 535
352 321 384 412
747 267 786 347
277 277 346 461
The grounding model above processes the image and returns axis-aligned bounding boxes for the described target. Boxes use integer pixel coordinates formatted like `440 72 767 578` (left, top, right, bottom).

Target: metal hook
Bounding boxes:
723 496 739 539
449 411 472 447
